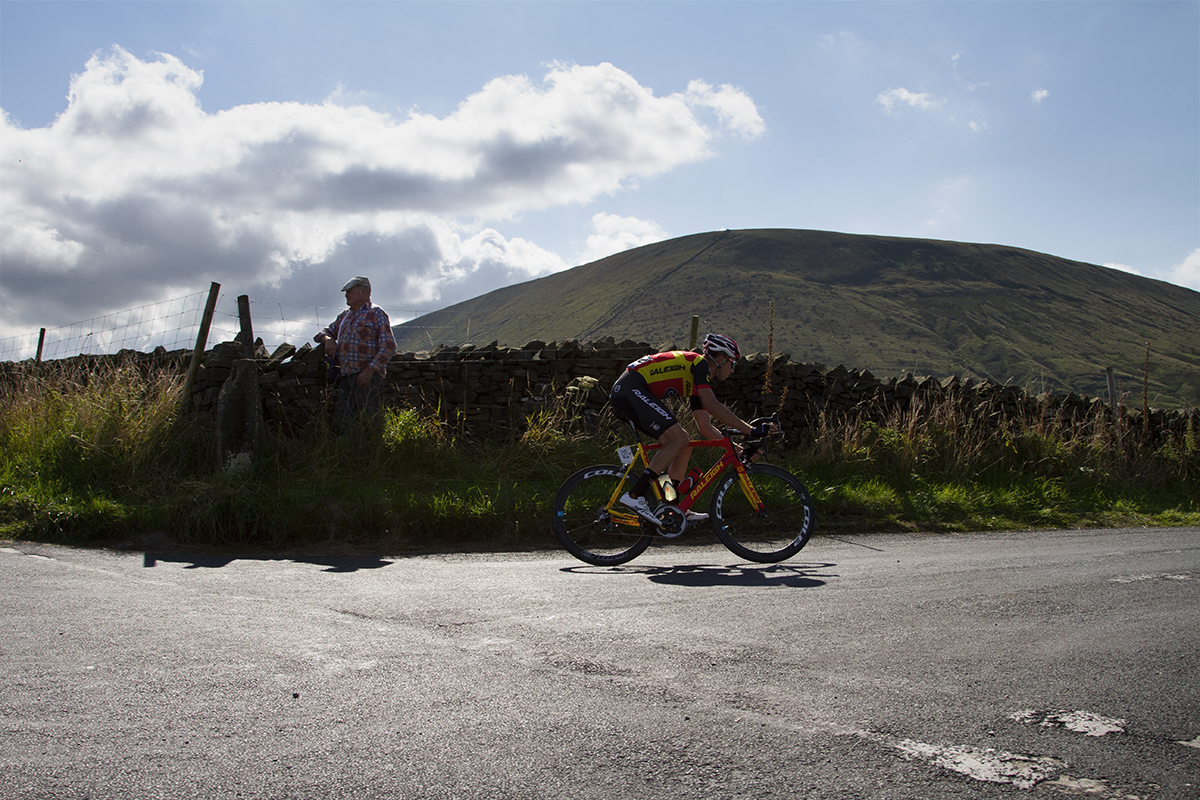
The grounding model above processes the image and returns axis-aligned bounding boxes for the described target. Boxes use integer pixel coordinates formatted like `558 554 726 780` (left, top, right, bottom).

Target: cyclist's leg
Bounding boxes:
668 447 693 484
610 374 681 499
669 407 716 484
649 424 689 477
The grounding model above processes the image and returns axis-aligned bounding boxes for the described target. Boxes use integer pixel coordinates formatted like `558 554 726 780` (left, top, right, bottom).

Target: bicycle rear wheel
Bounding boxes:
711 464 816 563
552 465 653 566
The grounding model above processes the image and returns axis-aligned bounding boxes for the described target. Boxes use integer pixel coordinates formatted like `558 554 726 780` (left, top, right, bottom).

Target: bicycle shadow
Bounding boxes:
142 553 394 572
562 562 836 588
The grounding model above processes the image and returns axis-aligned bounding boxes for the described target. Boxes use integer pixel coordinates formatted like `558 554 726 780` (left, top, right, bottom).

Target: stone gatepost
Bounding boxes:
216 358 263 469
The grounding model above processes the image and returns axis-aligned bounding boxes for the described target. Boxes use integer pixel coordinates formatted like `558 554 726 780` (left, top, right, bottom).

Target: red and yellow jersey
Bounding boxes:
624 351 711 399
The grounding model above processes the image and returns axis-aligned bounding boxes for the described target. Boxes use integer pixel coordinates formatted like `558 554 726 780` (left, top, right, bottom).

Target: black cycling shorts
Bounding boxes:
609 371 681 437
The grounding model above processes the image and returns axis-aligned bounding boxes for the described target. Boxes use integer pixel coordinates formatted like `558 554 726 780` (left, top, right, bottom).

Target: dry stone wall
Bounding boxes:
186 337 1197 446
5 338 1196 447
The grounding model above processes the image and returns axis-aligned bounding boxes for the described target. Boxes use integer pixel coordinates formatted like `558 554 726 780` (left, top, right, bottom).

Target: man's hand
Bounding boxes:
356 366 374 387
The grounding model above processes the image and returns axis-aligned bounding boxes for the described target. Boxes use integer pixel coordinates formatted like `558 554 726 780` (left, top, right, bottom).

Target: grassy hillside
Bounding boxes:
394 229 1200 410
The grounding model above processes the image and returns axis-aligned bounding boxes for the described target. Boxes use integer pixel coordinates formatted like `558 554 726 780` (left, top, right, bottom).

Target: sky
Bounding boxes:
1 1 1198 354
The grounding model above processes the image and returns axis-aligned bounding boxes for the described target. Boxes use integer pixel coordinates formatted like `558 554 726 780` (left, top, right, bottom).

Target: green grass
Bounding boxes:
2 363 1197 555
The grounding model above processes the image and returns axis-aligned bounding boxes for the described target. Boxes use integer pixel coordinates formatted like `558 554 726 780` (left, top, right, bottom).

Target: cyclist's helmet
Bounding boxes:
702 333 740 361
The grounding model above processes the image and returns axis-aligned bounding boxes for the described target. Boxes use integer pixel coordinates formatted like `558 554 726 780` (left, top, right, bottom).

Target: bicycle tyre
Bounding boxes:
552 465 654 566
711 463 816 563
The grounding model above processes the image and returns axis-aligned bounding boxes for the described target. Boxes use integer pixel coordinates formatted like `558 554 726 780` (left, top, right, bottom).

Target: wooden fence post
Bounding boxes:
689 315 700 351
35 328 46 363
1106 366 1122 444
181 282 221 413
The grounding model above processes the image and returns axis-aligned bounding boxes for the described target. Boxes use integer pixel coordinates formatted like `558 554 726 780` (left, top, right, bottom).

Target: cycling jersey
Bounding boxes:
623 351 711 399
610 351 711 437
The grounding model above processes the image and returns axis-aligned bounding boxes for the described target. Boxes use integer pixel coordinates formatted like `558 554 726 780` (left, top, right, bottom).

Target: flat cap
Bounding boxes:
341 276 371 291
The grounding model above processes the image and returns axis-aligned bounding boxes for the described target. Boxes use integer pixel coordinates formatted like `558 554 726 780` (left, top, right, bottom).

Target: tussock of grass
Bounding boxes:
1 362 1196 553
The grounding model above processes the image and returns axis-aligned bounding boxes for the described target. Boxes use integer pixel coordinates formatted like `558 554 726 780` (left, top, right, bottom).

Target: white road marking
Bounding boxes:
892 739 1063 789
1009 709 1126 736
1111 573 1193 583
1177 735 1200 749
1040 775 1148 799
883 709 1147 792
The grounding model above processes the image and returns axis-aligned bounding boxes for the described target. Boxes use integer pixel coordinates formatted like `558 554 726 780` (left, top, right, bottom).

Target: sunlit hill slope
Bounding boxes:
393 229 1200 410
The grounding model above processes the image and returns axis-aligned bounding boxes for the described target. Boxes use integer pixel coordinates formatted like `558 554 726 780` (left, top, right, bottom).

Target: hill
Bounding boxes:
393 229 1200 410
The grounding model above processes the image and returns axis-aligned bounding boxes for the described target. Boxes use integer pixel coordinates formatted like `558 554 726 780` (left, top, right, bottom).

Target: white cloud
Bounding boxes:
876 87 941 113
1105 253 1200 292
0 48 762 337
432 225 570 309
1032 89 1050 104
1168 248 1200 291
683 80 765 138
582 213 668 264
1104 261 1144 277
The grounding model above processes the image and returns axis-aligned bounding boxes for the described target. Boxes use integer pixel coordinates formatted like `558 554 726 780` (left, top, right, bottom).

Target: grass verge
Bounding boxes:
2 364 1197 555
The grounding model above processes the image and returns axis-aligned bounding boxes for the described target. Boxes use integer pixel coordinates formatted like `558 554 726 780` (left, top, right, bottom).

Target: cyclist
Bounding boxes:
608 333 776 525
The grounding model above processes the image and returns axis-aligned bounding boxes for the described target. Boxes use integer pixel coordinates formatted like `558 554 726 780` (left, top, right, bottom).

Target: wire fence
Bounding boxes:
215 298 334 355
0 285 460 363
0 292 213 363
0 292 347 363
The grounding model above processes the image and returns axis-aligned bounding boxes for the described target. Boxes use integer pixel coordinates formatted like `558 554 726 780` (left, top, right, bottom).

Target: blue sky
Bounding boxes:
1 1 1197 351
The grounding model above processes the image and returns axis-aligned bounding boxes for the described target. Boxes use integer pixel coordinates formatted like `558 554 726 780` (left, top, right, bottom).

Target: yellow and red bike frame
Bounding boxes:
606 438 764 528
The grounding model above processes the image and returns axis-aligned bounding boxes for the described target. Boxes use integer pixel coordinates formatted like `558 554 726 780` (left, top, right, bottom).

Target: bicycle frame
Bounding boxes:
605 434 764 529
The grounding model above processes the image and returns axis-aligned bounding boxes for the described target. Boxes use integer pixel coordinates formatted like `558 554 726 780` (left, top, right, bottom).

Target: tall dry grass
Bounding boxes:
791 391 1198 531
1 360 210 541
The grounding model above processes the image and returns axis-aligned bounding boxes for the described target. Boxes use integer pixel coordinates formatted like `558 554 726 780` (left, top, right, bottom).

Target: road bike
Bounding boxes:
551 414 816 566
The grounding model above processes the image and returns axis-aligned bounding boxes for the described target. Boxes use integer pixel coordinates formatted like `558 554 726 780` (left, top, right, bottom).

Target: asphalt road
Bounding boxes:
1 527 1198 800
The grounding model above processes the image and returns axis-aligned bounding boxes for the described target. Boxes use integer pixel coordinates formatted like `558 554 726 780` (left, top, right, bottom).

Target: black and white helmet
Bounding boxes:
702 333 740 360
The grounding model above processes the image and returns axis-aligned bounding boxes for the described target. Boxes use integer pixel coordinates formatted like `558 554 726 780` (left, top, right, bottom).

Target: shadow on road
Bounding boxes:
142 553 394 572
563 562 836 588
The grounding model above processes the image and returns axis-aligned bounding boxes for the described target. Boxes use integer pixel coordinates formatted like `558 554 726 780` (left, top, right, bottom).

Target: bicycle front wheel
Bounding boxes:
711 464 816 563
552 465 653 566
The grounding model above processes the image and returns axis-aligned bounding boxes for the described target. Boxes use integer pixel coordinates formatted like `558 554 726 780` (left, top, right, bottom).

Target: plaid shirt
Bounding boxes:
316 301 397 375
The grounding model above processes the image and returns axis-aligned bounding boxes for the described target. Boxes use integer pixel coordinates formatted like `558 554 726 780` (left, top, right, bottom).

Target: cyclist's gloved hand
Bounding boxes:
741 441 763 463
748 416 778 438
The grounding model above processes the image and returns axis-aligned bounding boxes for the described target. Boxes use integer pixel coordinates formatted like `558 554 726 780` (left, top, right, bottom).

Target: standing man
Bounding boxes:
315 276 396 434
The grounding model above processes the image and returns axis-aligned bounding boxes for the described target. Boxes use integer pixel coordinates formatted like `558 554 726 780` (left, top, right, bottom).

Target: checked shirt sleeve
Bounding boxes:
317 304 395 375
367 307 397 373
